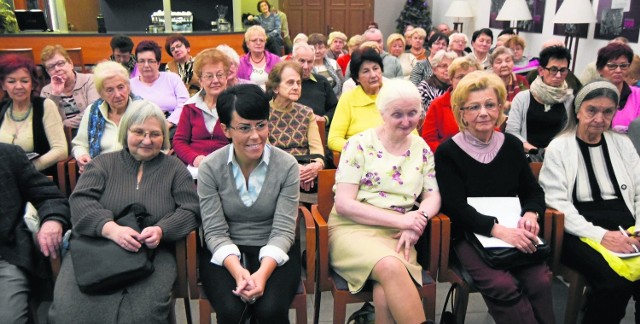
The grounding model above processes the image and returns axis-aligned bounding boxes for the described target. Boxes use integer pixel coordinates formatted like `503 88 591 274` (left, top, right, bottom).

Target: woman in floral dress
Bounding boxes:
328 79 441 323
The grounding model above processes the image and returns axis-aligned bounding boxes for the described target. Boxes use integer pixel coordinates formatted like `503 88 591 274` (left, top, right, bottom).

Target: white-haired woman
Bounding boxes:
449 32 469 57
417 50 458 112
330 78 441 323
216 44 253 87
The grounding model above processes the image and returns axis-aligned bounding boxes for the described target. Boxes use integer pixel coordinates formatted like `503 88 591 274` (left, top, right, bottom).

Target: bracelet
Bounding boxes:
418 210 429 220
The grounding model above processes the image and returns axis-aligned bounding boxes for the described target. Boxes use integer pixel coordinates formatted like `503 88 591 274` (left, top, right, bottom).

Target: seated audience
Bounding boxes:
216 44 253 87
406 27 428 61
421 56 481 152
329 78 440 323
0 54 67 173
337 35 365 76
49 100 200 323
526 39 582 94
0 143 70 324
326 31 348 60
437 23 451 35
328 47 384 152
579 37 629 85
489 46 529 113
507 45 574 161
198 84 300 323
72 61 139 173
237 25 281 89
435 71 554 324
359 28 403 79
245 1 283 55
449 32 469 57
308 33 344 97
417 50 456 112
109 34 138 77
266 61 324 192
409 32 448 86
467 28 493 69
539 80 640 324
40 45 100 129
173 49 230 167
386 33 414 79
505 35 539 75
625 54 640 87
164 33 200 96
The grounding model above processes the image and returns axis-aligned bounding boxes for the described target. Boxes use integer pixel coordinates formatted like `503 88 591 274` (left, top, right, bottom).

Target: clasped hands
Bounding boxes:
102 222 163 252
492 212 540 254
394 210 430 261
232 268 267 304
299 162 322 191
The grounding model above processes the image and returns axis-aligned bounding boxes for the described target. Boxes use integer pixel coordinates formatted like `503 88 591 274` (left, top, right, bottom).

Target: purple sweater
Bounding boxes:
237 51 281 81
612 84 640 133
172 102 228 165
130 72 189 113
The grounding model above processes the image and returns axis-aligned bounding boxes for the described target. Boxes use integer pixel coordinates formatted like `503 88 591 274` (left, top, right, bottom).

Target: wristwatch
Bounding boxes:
418 210 430 220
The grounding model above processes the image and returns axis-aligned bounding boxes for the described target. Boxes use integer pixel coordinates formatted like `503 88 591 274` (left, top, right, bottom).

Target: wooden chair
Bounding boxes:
317 118 327 148
55 126 74 196
0 48 35 60
65 47 88 73
311 169 439 323
436 162 563 324
186 206 315 324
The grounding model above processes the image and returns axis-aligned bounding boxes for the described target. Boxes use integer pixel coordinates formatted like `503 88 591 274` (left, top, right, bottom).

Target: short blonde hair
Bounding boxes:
386 33 406 51
118 100 170 151
448 56 482 79
360 41 381 53
93 61 130 94
504 35 526 49
406 27 427 39
327 31 347 46
41 45 71 63
244 25 267 42
376 78 421 113
451 71 506 131
347 35 365 51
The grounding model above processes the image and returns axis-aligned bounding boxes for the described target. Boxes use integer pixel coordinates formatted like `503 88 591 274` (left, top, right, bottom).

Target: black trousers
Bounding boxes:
199 243 301 324
562 199 640 324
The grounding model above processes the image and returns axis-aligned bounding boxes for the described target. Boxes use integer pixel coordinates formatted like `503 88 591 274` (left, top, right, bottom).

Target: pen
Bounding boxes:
618 226 640 253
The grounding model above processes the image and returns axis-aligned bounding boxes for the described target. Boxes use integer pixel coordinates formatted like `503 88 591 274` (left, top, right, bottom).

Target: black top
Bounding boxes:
297 73 338 126
526 94 566 148
435 133 545 238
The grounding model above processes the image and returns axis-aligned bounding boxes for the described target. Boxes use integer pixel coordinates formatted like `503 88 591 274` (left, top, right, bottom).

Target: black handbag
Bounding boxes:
464 231 551 269
71 203 155 294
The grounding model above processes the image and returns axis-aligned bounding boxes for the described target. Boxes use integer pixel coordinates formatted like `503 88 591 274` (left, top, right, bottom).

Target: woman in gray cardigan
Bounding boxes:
198 84 300 323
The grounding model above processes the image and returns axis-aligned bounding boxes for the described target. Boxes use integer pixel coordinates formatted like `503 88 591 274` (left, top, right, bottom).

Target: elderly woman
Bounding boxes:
417 50 457 111
308 33 344 98
237 25 281 89
506 45 574 160
449 32 469 57
173 48 230 167
596 43 640 133
72 61 139 173
490 46 529 112
387 33 413 80
198 84 300 323
164 33 200 96
468 28 494 70
266 61 324 192
409 32 448 86
539 80 640 324
245 0 283 55
337 34 365 76
328 47 384 152
216 44 253 87
326 31 348 60
329 78 440 323
407 27 428 61
435 71 555 324
505 35 539 75
0 143 70 324
0 54 67 173
40 45 100 129
49 100 200 323
130 40 189 121
421 56 482 152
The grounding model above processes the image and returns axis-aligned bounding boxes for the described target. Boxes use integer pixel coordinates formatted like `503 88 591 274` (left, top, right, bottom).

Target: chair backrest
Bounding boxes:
317 118 327 148
0 48 35 61
65 47 88 73
499 116 508 132
529 161 542 182
316 169 336 221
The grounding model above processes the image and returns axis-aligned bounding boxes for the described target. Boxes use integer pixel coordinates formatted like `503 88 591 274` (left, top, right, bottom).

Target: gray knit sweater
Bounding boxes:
69 150 200 241
198 144 299 255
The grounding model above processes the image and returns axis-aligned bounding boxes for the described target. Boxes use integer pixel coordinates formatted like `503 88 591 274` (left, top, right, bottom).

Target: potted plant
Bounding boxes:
0 0 19 33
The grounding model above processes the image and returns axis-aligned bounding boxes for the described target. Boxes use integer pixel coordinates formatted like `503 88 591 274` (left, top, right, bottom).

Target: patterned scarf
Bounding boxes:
88 99 106 158
529 76 573 105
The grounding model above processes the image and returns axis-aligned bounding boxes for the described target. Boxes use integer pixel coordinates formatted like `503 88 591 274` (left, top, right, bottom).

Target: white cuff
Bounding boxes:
210 244 241 266
259 245 289 266
167 107 182 125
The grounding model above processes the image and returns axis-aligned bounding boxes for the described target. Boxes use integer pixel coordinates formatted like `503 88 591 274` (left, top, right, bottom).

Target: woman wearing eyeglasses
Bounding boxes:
435 71 554 324
164 34 200 96
506 46 575 161
198 84 301 323
129 40 189 123
595 43 640 133
40 45 100 130
539 80 640 324
173 49 230 167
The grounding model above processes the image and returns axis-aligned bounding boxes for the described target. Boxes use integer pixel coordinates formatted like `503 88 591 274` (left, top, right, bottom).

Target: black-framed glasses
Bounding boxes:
45 60 67 71
605 63 630 70
543 66 570 75
228 121 267 134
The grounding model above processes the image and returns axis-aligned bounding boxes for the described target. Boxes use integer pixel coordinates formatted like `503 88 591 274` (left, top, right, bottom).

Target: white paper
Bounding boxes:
612 251 640 259
187 165 198 179
467 197 543 248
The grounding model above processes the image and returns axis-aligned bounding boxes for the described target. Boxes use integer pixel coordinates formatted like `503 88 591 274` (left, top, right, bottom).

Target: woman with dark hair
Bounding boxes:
164 33 200 96
328 47 384 152
0 54 67 173
468 28 494 70
198 84 300 323
409 32 448 86
129 40 189 121
245 0 283 55
540 80 640 324
596 42 640 133
308 33 344 97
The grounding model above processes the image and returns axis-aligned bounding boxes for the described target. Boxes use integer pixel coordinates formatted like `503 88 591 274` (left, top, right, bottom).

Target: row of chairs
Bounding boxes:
0 47 88 72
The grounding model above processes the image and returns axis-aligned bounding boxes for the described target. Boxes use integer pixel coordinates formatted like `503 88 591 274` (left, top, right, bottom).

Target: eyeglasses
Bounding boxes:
583 106 615 118
543 66 570 75
460 102 500 113
137 59 158 65
45 60 67 71
228 121 267 134
129 128 163 139
201 72 227 82
605 62 630 70
170 43 184 52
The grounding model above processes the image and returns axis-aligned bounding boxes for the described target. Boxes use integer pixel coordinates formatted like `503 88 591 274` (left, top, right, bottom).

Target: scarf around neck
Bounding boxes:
452 130 505 164
530 76 573 105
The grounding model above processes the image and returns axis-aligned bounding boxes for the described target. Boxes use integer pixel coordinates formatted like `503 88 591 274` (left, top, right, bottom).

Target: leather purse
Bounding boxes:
71 203 155 294
464 231 551 269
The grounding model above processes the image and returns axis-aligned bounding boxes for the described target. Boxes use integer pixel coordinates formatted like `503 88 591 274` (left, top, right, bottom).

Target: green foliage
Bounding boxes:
396 0 432 34
0 0 19 33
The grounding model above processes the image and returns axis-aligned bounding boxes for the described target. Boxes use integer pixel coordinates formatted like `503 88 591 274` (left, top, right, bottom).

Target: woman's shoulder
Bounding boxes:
292 102 314 115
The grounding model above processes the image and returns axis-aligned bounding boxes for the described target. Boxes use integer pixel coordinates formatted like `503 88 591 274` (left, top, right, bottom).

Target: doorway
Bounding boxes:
281 0 373 38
